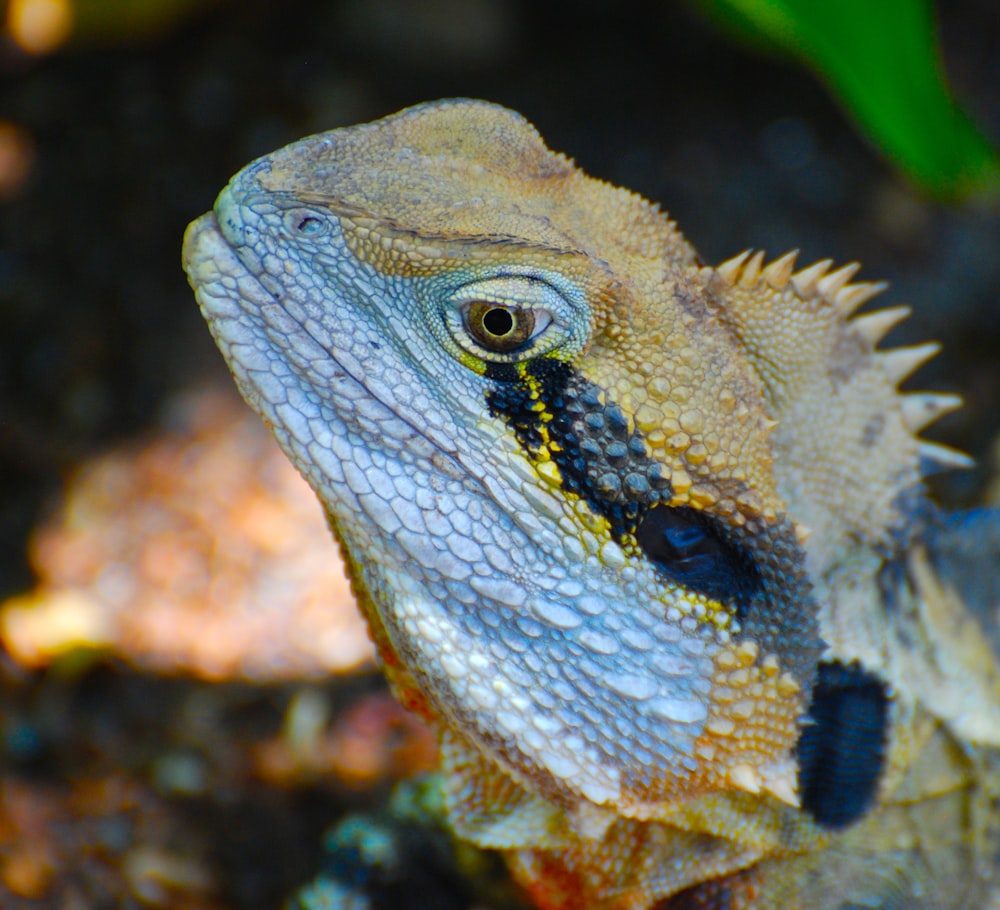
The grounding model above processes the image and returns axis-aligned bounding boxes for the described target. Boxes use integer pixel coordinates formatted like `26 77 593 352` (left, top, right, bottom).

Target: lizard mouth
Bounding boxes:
183 208 256 309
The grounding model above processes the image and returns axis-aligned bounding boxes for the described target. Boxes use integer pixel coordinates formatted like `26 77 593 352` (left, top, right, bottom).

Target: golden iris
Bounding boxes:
465 302 535 352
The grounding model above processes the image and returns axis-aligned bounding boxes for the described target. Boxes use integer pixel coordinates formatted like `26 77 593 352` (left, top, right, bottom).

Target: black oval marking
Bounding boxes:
482 360 520 383
796 660 889 830
635 505 761 619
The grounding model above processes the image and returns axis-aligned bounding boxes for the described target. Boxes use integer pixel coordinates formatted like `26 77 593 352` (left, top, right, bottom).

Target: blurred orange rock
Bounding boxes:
253 689 437 790
1 386 374 681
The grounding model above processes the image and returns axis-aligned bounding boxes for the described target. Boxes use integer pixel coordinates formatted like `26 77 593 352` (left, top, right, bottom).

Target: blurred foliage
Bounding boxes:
7 0 998 199
696 0 1000 201
4 0 213 53
71 0 214 42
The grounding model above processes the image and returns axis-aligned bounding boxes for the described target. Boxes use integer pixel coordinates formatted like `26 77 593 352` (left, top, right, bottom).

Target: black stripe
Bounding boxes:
486 357 821 682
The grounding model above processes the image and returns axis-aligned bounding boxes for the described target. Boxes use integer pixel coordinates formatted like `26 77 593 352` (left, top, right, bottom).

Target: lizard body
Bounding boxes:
183 100 1000 909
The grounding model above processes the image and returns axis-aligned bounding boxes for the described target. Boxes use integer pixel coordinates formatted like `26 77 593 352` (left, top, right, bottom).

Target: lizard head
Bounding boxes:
183 99 965 831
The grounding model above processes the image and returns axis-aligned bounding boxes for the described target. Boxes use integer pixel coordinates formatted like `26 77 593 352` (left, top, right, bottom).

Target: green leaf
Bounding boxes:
696 0 1000 201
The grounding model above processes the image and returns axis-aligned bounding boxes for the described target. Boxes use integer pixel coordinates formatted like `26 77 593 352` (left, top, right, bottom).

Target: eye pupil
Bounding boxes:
466 301 535 353
482 307 515 337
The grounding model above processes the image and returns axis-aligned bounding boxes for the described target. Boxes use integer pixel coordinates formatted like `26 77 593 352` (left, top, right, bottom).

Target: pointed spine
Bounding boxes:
727 762 762 795
879 342 940 385
834 281 888 316
762 773 800 809
901 393 963 433
851 305 911 347
717 250 752 285
761 250 798 289
816 262 860 301
790 259 833 298
918 441 975 475
739 250 766 288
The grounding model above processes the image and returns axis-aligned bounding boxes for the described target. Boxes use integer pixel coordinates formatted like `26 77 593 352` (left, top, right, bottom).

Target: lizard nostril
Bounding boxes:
285 210 327 236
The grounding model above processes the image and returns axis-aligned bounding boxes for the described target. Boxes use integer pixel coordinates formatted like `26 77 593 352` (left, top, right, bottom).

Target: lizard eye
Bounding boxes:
464 301 544 353
437 274 585 366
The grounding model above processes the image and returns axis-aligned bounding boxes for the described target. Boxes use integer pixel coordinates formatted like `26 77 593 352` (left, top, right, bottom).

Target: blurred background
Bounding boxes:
0 0 997 907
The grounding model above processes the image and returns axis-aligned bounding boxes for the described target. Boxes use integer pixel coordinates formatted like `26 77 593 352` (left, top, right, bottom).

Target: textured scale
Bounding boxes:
182 100 1000 909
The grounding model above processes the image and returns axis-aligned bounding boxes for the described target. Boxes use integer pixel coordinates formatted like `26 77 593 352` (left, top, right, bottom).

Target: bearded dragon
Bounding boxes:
182 100 1000 909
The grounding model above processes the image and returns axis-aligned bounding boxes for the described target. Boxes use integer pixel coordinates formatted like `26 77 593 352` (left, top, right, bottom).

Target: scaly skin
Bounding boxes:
183 100 1000 909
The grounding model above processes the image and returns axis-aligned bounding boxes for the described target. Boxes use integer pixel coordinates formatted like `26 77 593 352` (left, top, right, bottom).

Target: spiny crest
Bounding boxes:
718 249 886 315
712 248 975 578
715 250 971 478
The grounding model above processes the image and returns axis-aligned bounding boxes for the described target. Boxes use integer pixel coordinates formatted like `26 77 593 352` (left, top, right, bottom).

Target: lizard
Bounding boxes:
182 99 1000 910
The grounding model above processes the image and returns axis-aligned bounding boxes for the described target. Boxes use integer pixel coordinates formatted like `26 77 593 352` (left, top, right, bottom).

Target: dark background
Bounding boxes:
0 1 997 906
3 0 1000 593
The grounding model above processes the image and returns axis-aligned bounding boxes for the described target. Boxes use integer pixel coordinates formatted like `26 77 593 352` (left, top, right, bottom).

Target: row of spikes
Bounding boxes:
716 249 973 477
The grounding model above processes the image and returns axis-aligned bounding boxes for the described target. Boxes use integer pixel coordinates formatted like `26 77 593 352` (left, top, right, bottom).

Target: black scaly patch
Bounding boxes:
486 358 762 610
796 660 889 830
487 357 671 537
